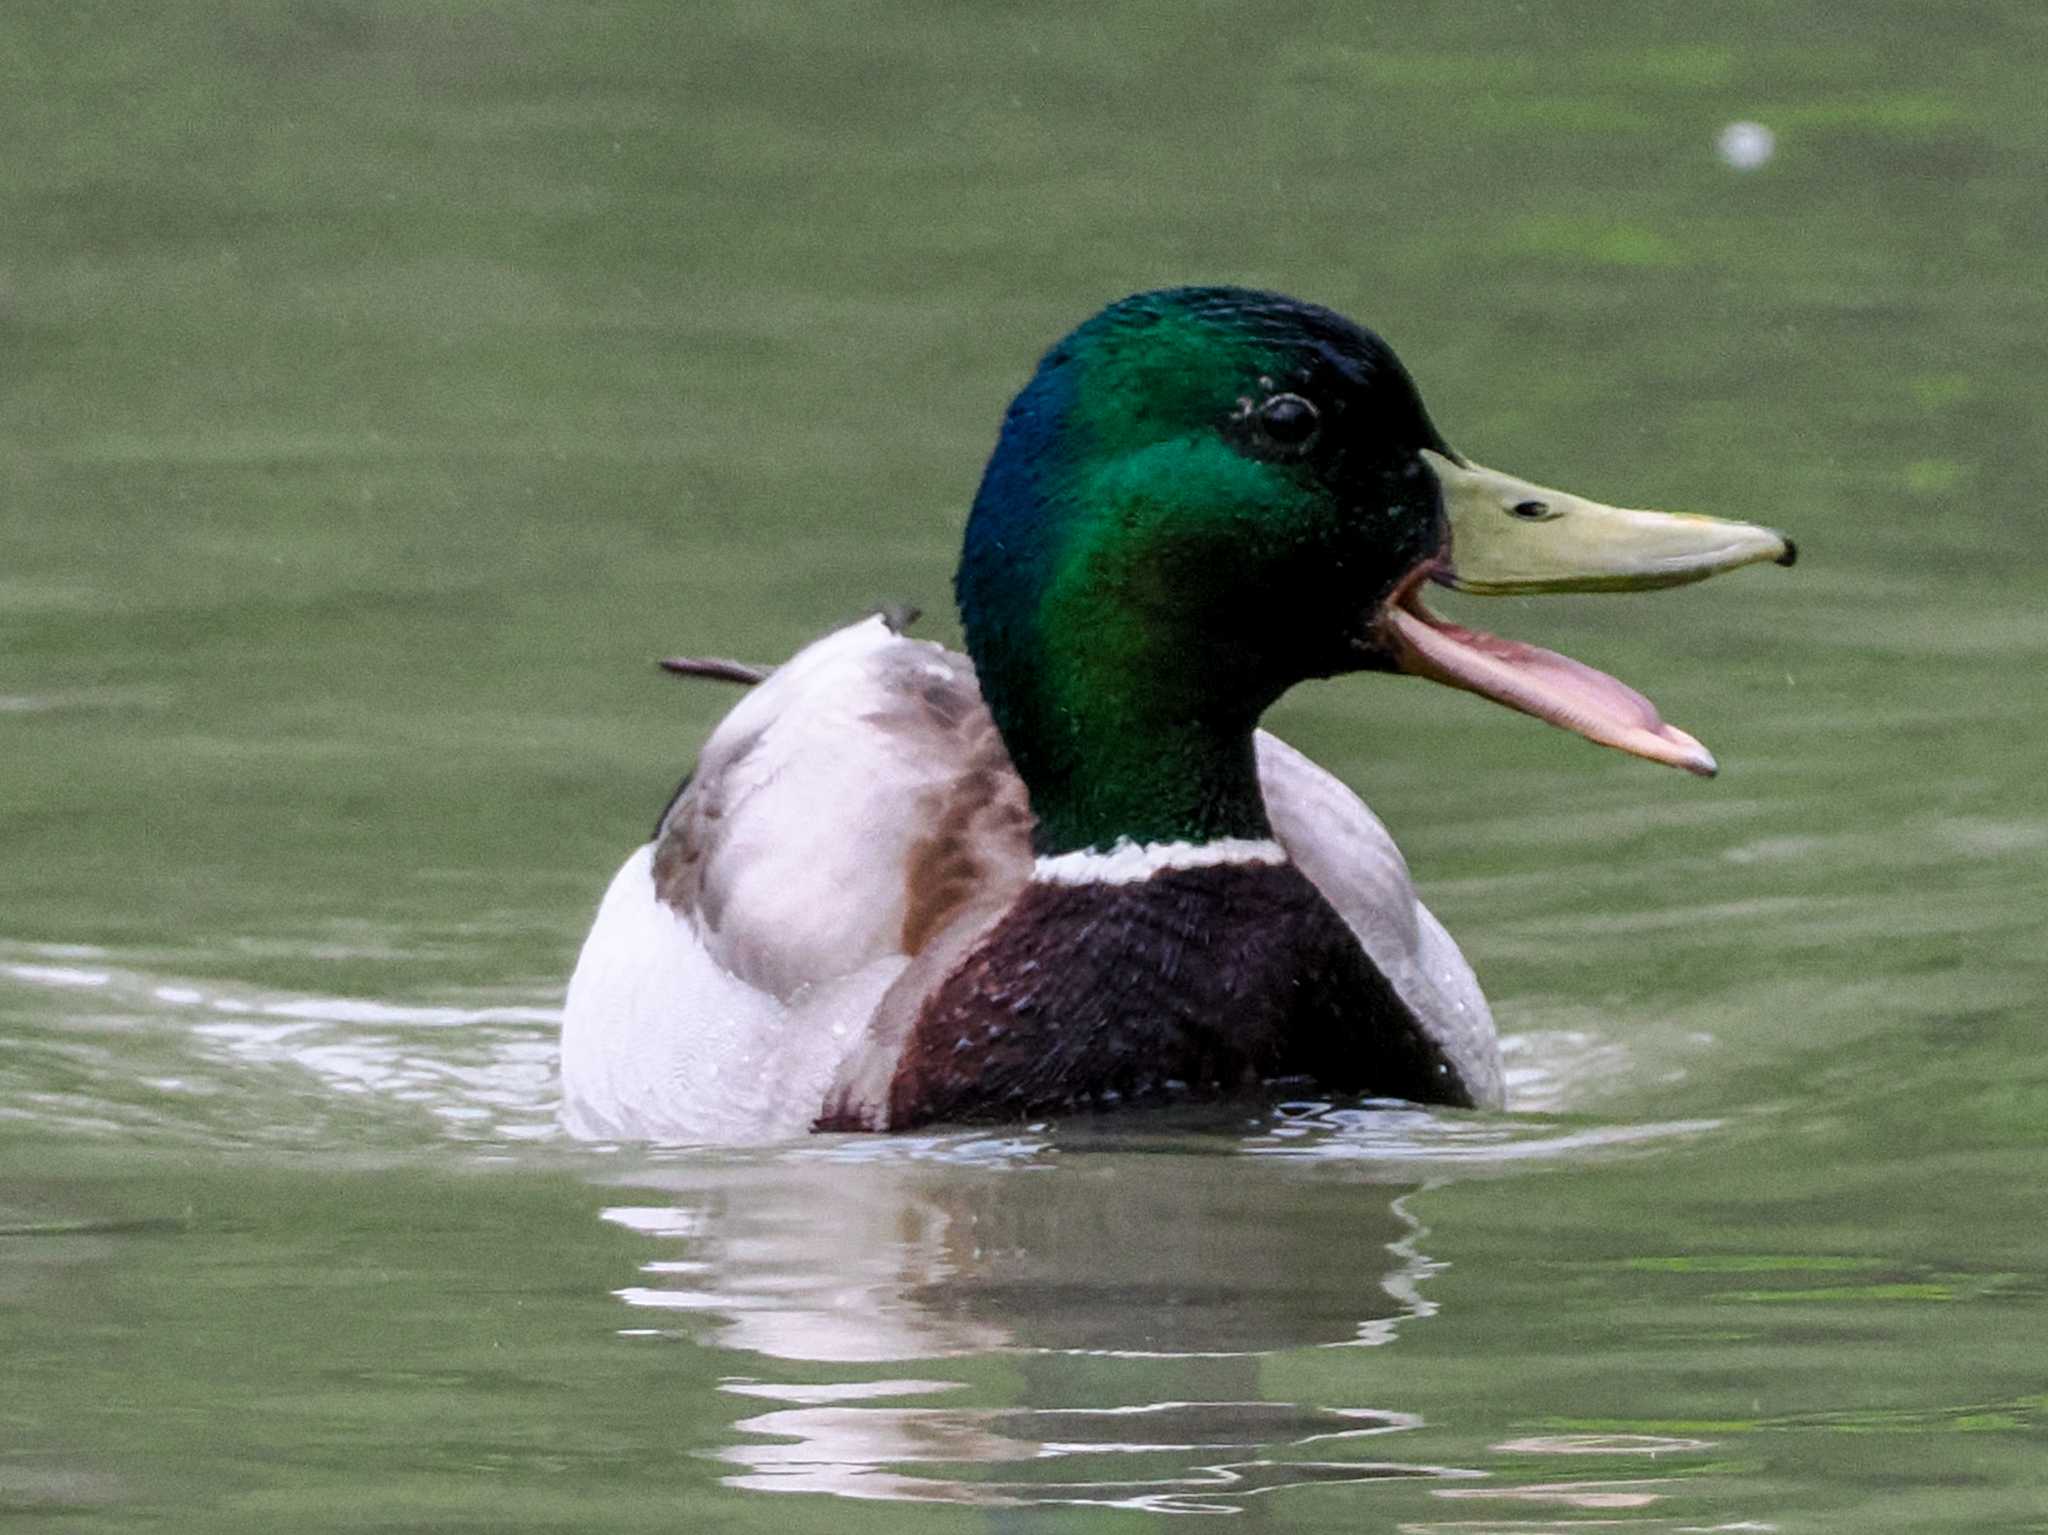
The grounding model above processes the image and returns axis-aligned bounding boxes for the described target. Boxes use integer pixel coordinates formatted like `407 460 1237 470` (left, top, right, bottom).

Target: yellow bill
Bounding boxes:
1423 449 1796 594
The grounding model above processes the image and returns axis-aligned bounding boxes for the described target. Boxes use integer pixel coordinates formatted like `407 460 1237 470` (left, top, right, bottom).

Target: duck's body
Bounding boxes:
562 615 1496 1141
561 288 1792 1143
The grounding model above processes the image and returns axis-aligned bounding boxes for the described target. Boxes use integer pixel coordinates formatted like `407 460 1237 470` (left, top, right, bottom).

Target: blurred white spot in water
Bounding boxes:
723 1379 963 1405
262 996 555 1026
1496 1432 1715 1455
1436 1475 1672 1508
602 1204 710 1239
4 964 109 988
1718 120 1775 169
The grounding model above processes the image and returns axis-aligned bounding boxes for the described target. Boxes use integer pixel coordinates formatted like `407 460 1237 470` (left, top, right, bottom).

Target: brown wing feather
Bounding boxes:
644 617 1032 1001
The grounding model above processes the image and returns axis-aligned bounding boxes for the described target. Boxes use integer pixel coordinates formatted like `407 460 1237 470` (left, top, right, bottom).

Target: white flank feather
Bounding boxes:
561 844 907 1142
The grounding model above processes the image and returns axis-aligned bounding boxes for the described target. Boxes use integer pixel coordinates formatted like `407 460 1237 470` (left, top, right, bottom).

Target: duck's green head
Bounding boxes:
958 287 1793 856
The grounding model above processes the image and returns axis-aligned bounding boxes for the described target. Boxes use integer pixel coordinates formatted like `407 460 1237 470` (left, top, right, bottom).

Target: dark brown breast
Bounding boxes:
857 860 1477 1129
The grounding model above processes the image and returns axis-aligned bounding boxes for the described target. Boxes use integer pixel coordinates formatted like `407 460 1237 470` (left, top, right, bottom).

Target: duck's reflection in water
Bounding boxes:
599 1131 1484 1511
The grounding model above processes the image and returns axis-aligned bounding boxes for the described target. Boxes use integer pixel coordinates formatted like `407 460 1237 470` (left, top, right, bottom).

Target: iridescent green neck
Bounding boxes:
1022 726 1272 856
956 298 1298 856
992 446 1306 854
996 615 1279 856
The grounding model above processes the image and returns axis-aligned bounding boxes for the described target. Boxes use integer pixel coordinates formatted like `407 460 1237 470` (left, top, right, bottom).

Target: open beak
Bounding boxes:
1381 451 1797 779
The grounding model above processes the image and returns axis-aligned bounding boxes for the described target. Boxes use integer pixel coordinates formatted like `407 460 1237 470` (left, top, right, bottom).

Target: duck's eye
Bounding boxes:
1256 393 1319 447
1510 499 1555 521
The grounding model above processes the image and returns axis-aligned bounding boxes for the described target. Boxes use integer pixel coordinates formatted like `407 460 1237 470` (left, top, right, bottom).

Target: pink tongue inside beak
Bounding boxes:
1386 596 1718 777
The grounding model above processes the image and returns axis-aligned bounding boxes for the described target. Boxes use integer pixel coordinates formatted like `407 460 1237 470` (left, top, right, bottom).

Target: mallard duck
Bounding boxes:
561 287 1793 1143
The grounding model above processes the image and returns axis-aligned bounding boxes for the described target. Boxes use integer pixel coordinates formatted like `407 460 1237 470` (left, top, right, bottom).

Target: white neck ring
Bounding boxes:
1031 836 1289 887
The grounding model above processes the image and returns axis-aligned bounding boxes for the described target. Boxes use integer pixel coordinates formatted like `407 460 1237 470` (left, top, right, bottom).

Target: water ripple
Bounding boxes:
718 1386 1478 1512
0 940 560 1148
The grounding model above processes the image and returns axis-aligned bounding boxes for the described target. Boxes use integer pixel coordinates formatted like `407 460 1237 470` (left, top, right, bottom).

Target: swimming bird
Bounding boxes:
561 287 1793 1143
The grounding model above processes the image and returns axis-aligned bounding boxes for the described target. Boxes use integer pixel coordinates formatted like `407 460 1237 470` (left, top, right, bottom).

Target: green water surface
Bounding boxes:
4 3 2046 1529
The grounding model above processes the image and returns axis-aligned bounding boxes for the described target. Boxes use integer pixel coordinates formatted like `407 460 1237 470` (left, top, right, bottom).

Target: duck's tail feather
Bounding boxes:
657 605 921 688
658 655 769 686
